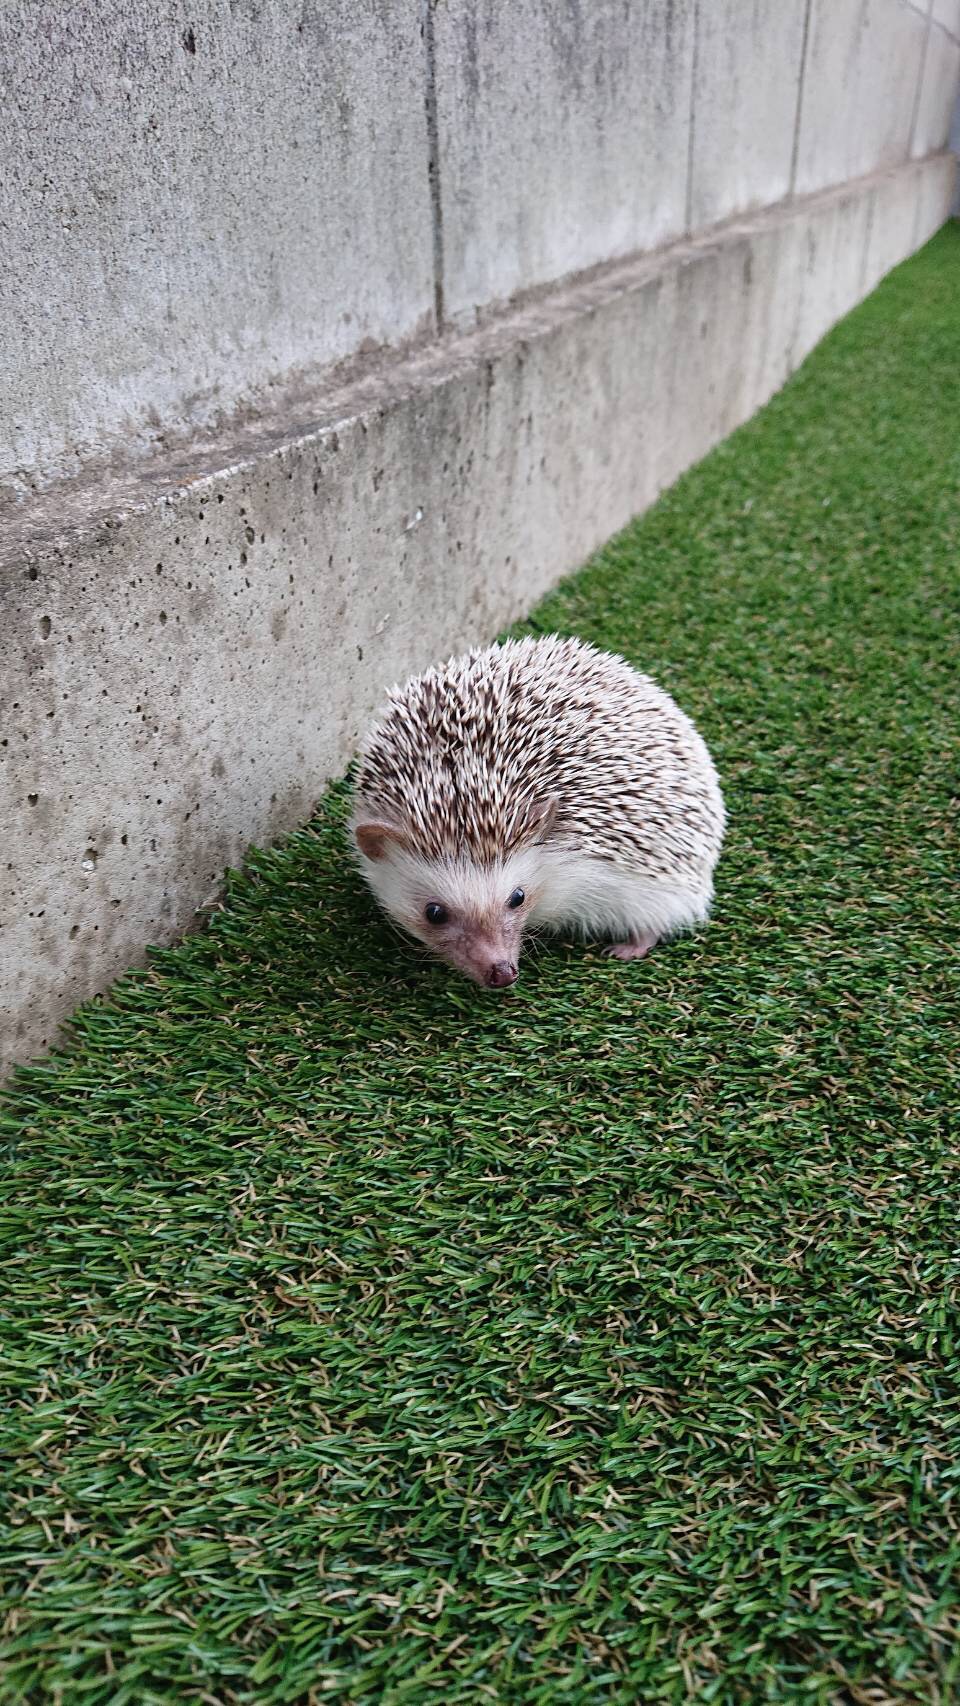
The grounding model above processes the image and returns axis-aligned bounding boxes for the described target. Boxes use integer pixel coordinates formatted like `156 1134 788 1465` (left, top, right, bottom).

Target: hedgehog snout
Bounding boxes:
486 960 518 990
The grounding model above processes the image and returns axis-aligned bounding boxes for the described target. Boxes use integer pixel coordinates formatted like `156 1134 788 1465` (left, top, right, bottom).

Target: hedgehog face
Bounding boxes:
412 861 533 988
354 823 539 989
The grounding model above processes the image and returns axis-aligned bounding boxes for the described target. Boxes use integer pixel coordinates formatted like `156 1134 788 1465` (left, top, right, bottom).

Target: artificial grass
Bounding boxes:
2 226 959 1706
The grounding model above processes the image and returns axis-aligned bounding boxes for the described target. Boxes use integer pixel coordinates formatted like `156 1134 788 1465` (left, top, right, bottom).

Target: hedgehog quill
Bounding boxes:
351 634 725 989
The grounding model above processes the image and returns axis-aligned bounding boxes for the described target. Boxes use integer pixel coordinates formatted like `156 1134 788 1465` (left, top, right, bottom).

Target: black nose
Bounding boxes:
486 961 518 989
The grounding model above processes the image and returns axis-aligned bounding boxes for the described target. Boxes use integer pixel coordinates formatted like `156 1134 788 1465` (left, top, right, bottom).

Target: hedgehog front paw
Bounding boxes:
605 932 659 962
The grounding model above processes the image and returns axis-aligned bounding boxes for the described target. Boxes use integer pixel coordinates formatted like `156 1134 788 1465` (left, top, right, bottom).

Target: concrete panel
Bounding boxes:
0 0 433 491
909 148 956 241
912 29 960 155
794 0 928 196
861 162 928 294
911 147 959 236
789 186 874 368
433 0 696 323
3 152 949 1078
860 153 956 293
688 0 808 228
932 1 960 42
649 236 770 494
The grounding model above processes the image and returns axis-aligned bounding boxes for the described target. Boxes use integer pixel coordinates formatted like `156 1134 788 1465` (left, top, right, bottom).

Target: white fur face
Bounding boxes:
353 812 714 984
354 829 544 988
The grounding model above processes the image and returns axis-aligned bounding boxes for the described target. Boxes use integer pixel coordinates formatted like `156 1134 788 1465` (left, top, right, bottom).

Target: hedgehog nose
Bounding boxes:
486 960 518 989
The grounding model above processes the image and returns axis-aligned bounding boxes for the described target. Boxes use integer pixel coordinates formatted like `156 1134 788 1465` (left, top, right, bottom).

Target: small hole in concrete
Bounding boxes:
183 25 196 53
28 565 39 581
27 793 39 806
69 925 80 939
39 615 51 637
121 834 128 846
156 563 163 574
81 848 98 871
159 611 167 624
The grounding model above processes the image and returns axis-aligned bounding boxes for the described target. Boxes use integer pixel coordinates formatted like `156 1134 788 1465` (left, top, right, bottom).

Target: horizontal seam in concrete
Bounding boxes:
1 153 953 574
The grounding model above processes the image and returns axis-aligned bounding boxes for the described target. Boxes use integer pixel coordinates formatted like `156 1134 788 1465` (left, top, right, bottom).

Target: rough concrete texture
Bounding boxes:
0 0 433 490
932 0 960 38
913 27 960 157
793 0 929 196
2 0 955 487
688 0 809 228
432 0 696 322
2 154 954 1077
859 152 949 291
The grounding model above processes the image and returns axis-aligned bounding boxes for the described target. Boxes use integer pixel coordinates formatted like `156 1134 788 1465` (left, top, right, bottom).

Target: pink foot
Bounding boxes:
605 931 659 962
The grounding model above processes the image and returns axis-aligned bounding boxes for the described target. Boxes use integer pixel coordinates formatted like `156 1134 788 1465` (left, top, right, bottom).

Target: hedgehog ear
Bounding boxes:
354 821 412 862
518 795 559 846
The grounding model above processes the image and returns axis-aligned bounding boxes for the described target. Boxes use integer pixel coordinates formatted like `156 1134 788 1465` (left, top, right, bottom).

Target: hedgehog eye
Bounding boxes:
424 902 449 926
507 887 525 910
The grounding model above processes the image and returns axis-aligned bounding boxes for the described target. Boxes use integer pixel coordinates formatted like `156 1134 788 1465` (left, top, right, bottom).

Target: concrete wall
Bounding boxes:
2 1 958 1075
0 1 435 492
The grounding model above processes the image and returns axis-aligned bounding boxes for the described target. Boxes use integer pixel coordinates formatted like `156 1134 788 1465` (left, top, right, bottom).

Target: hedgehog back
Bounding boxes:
354 635 723 881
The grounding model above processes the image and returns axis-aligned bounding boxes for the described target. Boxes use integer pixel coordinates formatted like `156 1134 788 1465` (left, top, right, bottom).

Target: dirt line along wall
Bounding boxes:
1 0 957 1076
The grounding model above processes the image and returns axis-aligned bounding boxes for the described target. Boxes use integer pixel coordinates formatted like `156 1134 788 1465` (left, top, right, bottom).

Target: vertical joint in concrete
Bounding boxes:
788 0 815 197
423 0 446 330
858 192 876 294
684 0 700 232
908 0 936 159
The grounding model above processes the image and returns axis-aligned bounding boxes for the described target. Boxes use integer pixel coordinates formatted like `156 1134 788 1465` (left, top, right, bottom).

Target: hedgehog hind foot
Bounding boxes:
605 931 659 962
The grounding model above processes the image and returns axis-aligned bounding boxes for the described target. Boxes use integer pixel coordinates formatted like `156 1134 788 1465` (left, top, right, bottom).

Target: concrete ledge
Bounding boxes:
1 152 955 1077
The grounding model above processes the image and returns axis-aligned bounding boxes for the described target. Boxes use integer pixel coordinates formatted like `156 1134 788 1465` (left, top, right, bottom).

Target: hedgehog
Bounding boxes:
350 634 725 989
